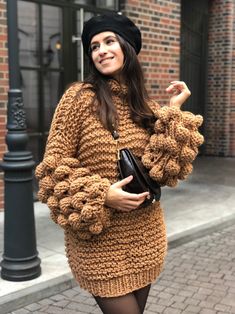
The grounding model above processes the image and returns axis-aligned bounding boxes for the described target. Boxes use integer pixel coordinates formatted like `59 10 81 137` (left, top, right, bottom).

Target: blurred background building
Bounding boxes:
0 0 234 210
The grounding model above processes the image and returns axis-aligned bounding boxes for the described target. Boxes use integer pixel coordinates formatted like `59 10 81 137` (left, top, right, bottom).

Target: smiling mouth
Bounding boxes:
100 57 114 64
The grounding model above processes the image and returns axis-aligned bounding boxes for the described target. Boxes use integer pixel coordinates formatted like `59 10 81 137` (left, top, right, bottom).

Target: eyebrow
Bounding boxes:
90 35 116 45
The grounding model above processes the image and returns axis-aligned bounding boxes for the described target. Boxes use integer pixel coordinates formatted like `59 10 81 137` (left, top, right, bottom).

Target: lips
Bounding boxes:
99 57 114 64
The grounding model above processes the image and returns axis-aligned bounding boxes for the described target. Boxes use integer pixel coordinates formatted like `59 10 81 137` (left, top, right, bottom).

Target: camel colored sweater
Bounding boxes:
35 80 203 297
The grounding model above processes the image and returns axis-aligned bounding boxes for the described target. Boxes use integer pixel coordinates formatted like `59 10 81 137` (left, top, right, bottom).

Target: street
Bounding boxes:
9 224 235 314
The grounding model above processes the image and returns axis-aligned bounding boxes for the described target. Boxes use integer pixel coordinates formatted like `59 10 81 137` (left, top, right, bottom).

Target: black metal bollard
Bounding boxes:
0 0 41 281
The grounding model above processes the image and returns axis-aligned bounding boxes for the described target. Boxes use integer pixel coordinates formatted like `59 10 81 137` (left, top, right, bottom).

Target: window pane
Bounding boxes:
95 0 118 9
73 0 118 9
43 71 62 131
42 5 63 69
21 70 39 133
18 1 39 67
73 0 94 5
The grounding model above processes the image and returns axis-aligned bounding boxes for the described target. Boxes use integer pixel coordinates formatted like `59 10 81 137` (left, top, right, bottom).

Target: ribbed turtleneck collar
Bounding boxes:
108 79 128 96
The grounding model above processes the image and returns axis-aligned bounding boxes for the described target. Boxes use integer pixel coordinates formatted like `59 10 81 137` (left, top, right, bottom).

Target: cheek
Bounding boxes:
91 53 96 64
118 54 124 67
117 50 124 64
91 55 101 71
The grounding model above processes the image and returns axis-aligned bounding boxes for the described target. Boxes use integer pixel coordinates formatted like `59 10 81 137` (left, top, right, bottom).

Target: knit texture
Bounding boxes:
142 106 204 187
35 80 203 297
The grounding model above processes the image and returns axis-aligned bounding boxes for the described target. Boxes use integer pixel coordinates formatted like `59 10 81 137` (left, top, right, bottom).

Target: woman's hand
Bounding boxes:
166 81 191 108
105 175 150 212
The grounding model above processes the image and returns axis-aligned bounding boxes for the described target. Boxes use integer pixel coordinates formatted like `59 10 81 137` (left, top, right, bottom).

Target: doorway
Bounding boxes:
180 0 209 123
17 0 118 195
17 0 118 164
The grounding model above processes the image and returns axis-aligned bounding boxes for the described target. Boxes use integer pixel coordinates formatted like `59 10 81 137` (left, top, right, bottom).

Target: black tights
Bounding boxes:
94 284 151 314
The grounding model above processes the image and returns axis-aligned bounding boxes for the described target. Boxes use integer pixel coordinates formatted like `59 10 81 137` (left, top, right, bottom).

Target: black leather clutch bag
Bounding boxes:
117 148 161 208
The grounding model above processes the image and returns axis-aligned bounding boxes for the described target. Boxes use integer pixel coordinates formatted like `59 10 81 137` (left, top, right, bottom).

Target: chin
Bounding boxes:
101 69 121 77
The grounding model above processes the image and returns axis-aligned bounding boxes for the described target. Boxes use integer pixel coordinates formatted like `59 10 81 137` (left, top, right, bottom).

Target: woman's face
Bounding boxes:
90 31 124 79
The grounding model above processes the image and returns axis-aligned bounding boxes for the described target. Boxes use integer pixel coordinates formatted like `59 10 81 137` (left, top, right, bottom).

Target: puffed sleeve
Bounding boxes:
35 84 111 239
142 105 204 187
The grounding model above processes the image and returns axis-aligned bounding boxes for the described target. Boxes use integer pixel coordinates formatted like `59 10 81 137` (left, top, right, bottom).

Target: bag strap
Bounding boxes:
112 130 119 140
112 129 120 160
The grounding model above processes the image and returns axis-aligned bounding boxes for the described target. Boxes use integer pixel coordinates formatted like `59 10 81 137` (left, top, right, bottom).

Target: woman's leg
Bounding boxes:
133 284 151 313
94 293 141 314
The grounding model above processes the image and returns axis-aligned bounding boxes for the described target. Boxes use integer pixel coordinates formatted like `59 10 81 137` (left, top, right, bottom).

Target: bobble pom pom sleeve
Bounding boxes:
35 85 111 239
142 106 204 187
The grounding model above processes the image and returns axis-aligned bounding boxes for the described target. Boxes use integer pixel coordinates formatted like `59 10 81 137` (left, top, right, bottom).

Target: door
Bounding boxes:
18 0 118 162
17 0 118 195
180 0 209 122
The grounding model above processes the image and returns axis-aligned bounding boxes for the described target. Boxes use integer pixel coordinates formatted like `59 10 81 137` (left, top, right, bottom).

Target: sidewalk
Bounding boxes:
0 156 235 314
8 223 235 314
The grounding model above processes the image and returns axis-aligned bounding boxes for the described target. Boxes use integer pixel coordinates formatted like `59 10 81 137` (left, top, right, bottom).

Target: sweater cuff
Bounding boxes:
35 156 111 239
142 106 204 187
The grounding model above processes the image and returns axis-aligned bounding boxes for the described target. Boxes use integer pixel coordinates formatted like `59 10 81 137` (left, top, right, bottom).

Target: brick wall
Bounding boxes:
230 3 235 155
121 0 181 105
0 0 8 210
206 0 234 156
122 0 235 157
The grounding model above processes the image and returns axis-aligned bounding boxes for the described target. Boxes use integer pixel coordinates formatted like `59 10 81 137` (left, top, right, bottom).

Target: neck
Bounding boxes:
113 73 125 84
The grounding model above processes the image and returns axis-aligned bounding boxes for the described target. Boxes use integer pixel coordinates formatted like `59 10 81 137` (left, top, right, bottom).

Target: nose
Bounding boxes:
99 43 108 55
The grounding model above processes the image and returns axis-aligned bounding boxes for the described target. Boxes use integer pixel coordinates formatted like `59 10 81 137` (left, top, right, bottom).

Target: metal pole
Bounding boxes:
0 0 41 281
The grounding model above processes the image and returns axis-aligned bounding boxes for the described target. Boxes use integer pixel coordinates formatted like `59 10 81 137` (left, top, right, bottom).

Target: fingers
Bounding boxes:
125 197 147 207
166 81 191 96
107 177 150 212
165 81 191 107
113 176 149 199
113 175 133 188
114 191 149 212
116 196 148 212
123 190 150 200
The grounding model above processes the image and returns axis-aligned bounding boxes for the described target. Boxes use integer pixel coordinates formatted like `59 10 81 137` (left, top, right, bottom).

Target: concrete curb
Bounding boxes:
1 214 235 314
168 213 235 249
0 274 76 314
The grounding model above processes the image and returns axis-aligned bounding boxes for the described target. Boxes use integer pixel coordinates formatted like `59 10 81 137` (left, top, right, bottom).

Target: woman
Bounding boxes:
36 12 203 314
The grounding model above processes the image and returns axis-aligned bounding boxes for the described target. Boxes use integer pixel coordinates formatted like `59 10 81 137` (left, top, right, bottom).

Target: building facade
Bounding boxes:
0 0 234 210
0 0 7 210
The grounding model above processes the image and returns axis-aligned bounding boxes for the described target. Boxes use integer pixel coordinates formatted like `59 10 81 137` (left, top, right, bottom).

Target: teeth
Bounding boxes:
100 57 113 63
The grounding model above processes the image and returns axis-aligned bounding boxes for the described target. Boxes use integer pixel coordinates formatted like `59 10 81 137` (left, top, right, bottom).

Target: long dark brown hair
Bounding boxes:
83 34 155 134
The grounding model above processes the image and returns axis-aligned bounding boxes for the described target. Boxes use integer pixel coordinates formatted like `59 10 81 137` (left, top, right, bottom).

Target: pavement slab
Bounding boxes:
7 224 235 314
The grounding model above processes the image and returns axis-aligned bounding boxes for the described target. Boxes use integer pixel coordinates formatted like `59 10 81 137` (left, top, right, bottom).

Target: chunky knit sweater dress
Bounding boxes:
35 79 203 297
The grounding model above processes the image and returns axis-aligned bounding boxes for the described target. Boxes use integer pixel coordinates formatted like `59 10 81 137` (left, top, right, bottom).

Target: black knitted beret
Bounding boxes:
81 12 142 55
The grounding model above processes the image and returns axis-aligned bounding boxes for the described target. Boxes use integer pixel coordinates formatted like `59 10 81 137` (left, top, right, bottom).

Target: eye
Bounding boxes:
106 38 115 45
90 44 99 52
